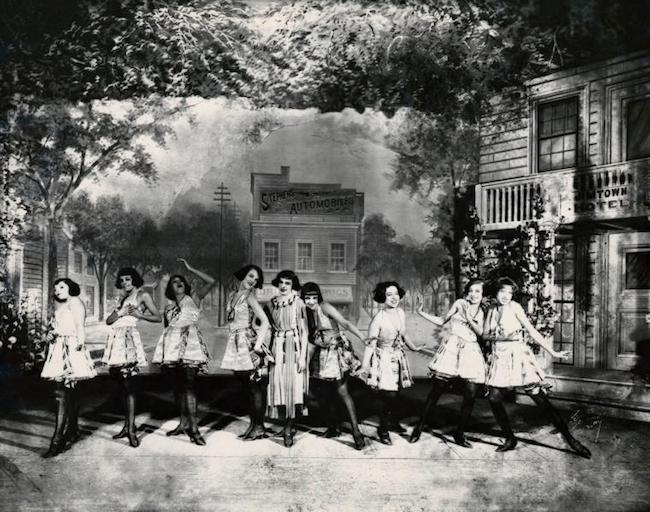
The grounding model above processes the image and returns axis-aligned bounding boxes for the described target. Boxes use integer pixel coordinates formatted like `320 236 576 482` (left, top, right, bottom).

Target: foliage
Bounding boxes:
459 205 485 282
66 193 152 318
0 170 28 274
484 195 560 349
0 286 49 377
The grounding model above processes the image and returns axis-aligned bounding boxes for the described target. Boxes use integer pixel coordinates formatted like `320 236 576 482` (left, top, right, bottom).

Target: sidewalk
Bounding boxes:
1 374 649 511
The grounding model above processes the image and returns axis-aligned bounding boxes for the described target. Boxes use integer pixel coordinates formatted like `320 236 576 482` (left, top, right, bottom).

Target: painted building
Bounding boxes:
475 51 650 420
5 221 109 324
250 166 364 319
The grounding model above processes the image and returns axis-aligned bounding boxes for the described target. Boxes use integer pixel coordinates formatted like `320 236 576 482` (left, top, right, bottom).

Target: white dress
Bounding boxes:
102 290 148 376
152 295 210 372
41 300 97 387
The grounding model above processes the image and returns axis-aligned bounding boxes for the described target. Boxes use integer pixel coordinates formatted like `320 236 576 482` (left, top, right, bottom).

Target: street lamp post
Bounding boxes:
214 182 231 326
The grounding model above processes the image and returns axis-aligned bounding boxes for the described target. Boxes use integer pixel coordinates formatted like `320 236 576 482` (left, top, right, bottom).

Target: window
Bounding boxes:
625 251 650 290
85 255 94 276
296 242 313 271
73 251 83 274
538 97 578 172
263 241 280 270
552 240 576 366
329 242 346 271
627 97 650 160
85 285 95 317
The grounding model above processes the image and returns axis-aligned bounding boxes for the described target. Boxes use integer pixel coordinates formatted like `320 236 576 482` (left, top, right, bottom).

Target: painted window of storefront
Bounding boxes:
626 97 650 160
263 241 280 270
296 242 313 271
538 97 578 172
329 242 346 271
85 285 95 317
85 256 94 276
553 239 576 365
74 251 83 274
625 251 650 290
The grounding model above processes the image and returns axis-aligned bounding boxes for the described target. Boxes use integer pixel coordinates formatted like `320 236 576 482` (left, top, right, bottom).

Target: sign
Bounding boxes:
256 284 354 303
260 189 357 216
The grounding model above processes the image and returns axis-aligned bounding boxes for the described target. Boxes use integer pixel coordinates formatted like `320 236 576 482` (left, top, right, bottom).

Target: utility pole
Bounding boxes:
214 182 231 326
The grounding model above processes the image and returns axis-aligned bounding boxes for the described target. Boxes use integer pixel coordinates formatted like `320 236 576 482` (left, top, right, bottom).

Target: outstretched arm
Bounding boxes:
178 258 215 302
321 302 365 341
512 303 569 359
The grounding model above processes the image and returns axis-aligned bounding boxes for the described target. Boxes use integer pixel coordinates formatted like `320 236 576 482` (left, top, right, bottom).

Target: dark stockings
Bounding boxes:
113 375 139 447
529 391 591 459
488 388 517 452
409 380 477 446
43 383 69 458
237 373 268 439
167 367 205 445
377 390 399 444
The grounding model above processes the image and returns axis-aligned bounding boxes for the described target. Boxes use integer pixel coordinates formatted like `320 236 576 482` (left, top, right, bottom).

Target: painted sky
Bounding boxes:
80 98 432 242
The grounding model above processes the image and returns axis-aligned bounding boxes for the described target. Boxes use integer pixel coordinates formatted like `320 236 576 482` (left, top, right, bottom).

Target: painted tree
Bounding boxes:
65 193 147 319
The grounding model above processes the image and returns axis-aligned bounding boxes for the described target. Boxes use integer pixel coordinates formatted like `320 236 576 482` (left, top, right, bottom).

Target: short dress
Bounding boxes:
220 289 268 381
309 304 361 381
428 299 486 383
267 292 309 419
102 290 148 377
484 302 550 392
41 300 97 387
152 295 210 373
365 308 413 391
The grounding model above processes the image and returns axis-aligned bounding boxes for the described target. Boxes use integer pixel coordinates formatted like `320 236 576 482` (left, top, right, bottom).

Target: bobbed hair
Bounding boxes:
463 278 485 297
233 264 264 289
53 278 81 301
115 267 144 289
271 270 301 291
494 276 519 295
373 281 406 304
165 274 192 301
300 282 323 303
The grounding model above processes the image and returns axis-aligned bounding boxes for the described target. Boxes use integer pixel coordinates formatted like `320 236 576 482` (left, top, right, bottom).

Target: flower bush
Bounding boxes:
0 289 49 377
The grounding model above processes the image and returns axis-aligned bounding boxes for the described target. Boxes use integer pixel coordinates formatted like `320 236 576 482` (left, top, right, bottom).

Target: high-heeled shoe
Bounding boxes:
42 437 65 458
283 429 294 447
409 424 423 444
244 426 269 441
112 425 128 440
495 436 517 452
127 430 140 448
352 431 365 451
66 428 83 444
565 434 591 459
166 423 188 437
378 428 392 445
452 430 472 448
188 429 206 446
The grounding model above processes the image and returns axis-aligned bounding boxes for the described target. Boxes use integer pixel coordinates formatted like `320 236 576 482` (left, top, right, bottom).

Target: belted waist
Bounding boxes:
376 339 403 350
274 328 299 338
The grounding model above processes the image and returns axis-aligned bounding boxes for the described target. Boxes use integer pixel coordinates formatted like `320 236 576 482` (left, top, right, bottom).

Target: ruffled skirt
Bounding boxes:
41 335 97 387
310 331 361 381
428 334 486 383
221 327 269 382
366 345 413 391
102 326 148 377
485 340 550 392
152 325 210 373
267 331 308 419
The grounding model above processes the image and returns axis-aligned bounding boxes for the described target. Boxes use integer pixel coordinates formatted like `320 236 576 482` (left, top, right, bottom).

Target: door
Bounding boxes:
607 232 650 371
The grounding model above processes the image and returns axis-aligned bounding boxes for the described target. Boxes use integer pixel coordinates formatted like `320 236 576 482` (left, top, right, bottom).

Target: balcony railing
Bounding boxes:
475 160 649 231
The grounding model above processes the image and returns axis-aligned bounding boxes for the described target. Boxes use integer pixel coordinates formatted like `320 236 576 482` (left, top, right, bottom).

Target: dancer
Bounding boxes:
359 281 425 445
104 268 161 447
409 279 486 447
301 282 365 450
221 264 271 440
484 277 591 458
266 270 309 447
41 278 97 457
152 259 213 445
